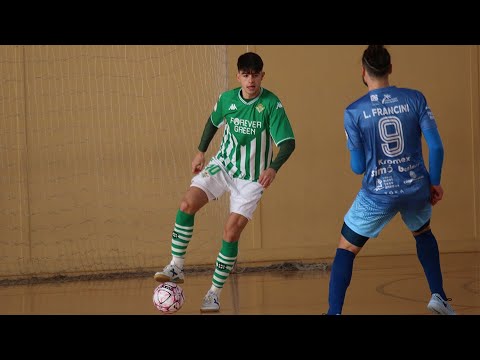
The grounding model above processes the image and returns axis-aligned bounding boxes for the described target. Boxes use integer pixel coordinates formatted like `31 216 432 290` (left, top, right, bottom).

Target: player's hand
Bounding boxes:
191 152 206 174
430 184 444 206
258 168 277 189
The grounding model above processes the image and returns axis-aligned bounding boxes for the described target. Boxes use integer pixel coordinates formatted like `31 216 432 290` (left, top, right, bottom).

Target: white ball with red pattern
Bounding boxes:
153 282 185 313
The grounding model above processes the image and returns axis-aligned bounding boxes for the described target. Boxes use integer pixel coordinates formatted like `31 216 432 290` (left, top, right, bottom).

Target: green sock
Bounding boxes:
171 210 194 258
212 240 238 289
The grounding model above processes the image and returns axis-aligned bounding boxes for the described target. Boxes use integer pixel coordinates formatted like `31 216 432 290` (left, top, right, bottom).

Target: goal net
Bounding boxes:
0 45 229 280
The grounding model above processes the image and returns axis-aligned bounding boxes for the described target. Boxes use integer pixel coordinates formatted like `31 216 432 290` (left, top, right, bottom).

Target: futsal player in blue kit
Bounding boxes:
326 45 455 315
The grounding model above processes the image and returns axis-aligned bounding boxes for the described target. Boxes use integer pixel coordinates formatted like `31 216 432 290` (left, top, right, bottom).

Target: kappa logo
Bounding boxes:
276 102 283 109
229 104 237 111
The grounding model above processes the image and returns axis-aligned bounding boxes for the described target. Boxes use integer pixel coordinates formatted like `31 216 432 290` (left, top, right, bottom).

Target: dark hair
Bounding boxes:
362 45 391 78
237 52 263 73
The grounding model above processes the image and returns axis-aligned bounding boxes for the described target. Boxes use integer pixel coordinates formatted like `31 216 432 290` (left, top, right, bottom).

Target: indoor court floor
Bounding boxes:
0 252 478 315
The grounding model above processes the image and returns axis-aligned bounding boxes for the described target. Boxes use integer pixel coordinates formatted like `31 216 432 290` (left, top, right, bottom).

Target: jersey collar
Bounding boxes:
237 87 263 105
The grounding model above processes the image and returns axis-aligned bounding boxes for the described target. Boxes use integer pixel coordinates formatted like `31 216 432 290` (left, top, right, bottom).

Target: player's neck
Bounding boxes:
368 79 390 91
240 88 261 100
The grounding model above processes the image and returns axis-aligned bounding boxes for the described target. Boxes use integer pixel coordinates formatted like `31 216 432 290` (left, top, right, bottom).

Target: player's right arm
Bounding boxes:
349 149 365 175
193 118 218 174
344 109 365 175
191 151 206 174
192 93 225 174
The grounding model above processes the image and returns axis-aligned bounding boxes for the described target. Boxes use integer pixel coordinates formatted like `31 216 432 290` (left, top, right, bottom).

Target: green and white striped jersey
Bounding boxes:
210 87 295 181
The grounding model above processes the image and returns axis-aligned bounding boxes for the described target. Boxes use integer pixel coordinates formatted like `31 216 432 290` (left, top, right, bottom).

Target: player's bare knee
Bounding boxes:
179 199 195 214
224 220 247 240
223 226 242 241
338 242 361 255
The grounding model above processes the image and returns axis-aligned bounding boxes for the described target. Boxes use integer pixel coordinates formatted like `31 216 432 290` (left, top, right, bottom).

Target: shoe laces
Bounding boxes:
205 292 217 302
165 264 182 272
435 293 452 302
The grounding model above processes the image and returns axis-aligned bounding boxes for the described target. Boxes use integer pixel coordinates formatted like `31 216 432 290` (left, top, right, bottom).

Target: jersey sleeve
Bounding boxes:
417 91 438 132
423 127 444 185
269 100 295 146
344 109 362 151
209 93 226 128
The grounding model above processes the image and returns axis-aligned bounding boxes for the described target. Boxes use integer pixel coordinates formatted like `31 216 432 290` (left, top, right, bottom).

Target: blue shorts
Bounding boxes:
344 189 432 239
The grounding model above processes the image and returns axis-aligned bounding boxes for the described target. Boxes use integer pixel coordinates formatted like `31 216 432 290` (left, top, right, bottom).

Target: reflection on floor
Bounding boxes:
0 252 478 315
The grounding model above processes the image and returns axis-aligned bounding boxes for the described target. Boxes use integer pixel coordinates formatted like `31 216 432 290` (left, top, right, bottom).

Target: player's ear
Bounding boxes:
236 72 241 82
261 71 265 80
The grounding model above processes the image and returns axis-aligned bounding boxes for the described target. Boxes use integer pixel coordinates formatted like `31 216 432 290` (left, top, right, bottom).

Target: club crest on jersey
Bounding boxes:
370 94 380 106
255 103 265 113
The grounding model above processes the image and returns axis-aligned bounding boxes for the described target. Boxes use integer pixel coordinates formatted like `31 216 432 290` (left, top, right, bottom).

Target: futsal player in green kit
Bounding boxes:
154 52 296 312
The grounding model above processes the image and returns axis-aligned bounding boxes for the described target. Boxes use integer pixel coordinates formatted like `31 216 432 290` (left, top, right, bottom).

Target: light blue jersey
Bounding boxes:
344 86 438 205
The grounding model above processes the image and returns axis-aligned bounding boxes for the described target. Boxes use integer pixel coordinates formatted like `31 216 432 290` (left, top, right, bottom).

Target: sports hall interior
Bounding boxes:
0 45 478 315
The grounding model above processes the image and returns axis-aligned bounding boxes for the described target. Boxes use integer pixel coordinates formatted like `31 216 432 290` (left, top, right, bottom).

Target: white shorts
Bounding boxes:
191 158 264 220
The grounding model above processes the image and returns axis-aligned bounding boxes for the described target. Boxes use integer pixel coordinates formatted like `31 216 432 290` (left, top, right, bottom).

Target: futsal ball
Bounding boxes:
153 282 185 313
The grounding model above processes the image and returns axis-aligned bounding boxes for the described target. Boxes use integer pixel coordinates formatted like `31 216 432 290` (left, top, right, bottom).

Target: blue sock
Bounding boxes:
414 230 447 300
327 248 356 315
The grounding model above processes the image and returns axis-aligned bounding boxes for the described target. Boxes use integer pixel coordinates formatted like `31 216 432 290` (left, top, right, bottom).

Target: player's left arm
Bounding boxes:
423 127 444 205
417 93 444 186
259 99 295 188
423 127 444 186
259 139 295 188
269 139 296 172
418 92 444 205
